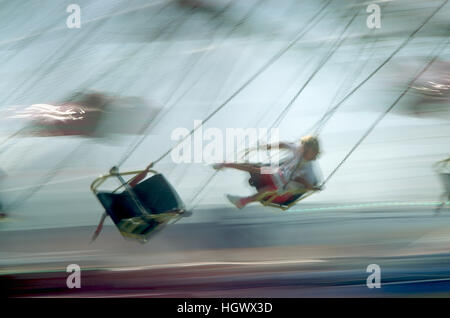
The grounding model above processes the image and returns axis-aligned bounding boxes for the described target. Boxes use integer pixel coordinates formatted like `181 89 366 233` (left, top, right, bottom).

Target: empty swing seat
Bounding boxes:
94 172 185 241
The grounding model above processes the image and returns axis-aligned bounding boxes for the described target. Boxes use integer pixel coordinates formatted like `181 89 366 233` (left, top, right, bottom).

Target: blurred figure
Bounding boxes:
386 58 450 118
409 59 450 116
10 91 162 138
13 92 110 137
214 135 322 209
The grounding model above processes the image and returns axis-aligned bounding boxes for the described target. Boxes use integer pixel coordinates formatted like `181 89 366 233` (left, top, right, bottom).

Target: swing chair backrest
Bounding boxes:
96 190 161 241
133 173 185 213
91 170 185 240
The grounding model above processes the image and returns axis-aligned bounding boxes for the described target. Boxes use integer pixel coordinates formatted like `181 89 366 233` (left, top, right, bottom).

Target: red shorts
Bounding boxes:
257 171 294 204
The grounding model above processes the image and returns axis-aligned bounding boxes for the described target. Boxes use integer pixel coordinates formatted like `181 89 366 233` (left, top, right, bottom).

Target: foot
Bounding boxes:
227 194 245 209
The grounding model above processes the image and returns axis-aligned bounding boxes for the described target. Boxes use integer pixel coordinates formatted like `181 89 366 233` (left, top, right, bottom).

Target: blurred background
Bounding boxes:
0 0 449 297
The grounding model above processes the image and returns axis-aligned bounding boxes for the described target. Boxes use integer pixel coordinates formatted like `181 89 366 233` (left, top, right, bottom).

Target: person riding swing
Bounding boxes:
213 135 322 209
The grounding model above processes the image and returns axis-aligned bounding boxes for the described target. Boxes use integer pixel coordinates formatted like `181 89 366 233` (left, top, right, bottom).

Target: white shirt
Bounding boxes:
278 143 321 191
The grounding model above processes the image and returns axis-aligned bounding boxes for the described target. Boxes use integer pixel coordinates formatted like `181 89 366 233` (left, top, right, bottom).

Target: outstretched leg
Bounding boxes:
213 162 261 174
227 186 275 209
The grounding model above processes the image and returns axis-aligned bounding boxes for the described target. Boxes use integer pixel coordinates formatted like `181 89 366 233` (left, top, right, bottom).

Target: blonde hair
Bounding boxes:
301 135 320 154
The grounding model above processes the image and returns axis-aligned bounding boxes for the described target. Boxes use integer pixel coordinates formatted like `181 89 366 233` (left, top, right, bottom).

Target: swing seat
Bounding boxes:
249 171 311 210
261 192 303 205
91 169 185 242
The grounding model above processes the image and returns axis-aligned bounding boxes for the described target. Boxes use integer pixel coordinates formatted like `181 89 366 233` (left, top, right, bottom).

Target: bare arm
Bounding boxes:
243 142 294 157
260 142 294 151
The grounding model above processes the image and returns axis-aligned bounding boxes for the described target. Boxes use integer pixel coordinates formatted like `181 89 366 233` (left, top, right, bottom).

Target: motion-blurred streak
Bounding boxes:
8 91 162 138
346 0 449 39
410 59 450 102
393 58 450 118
